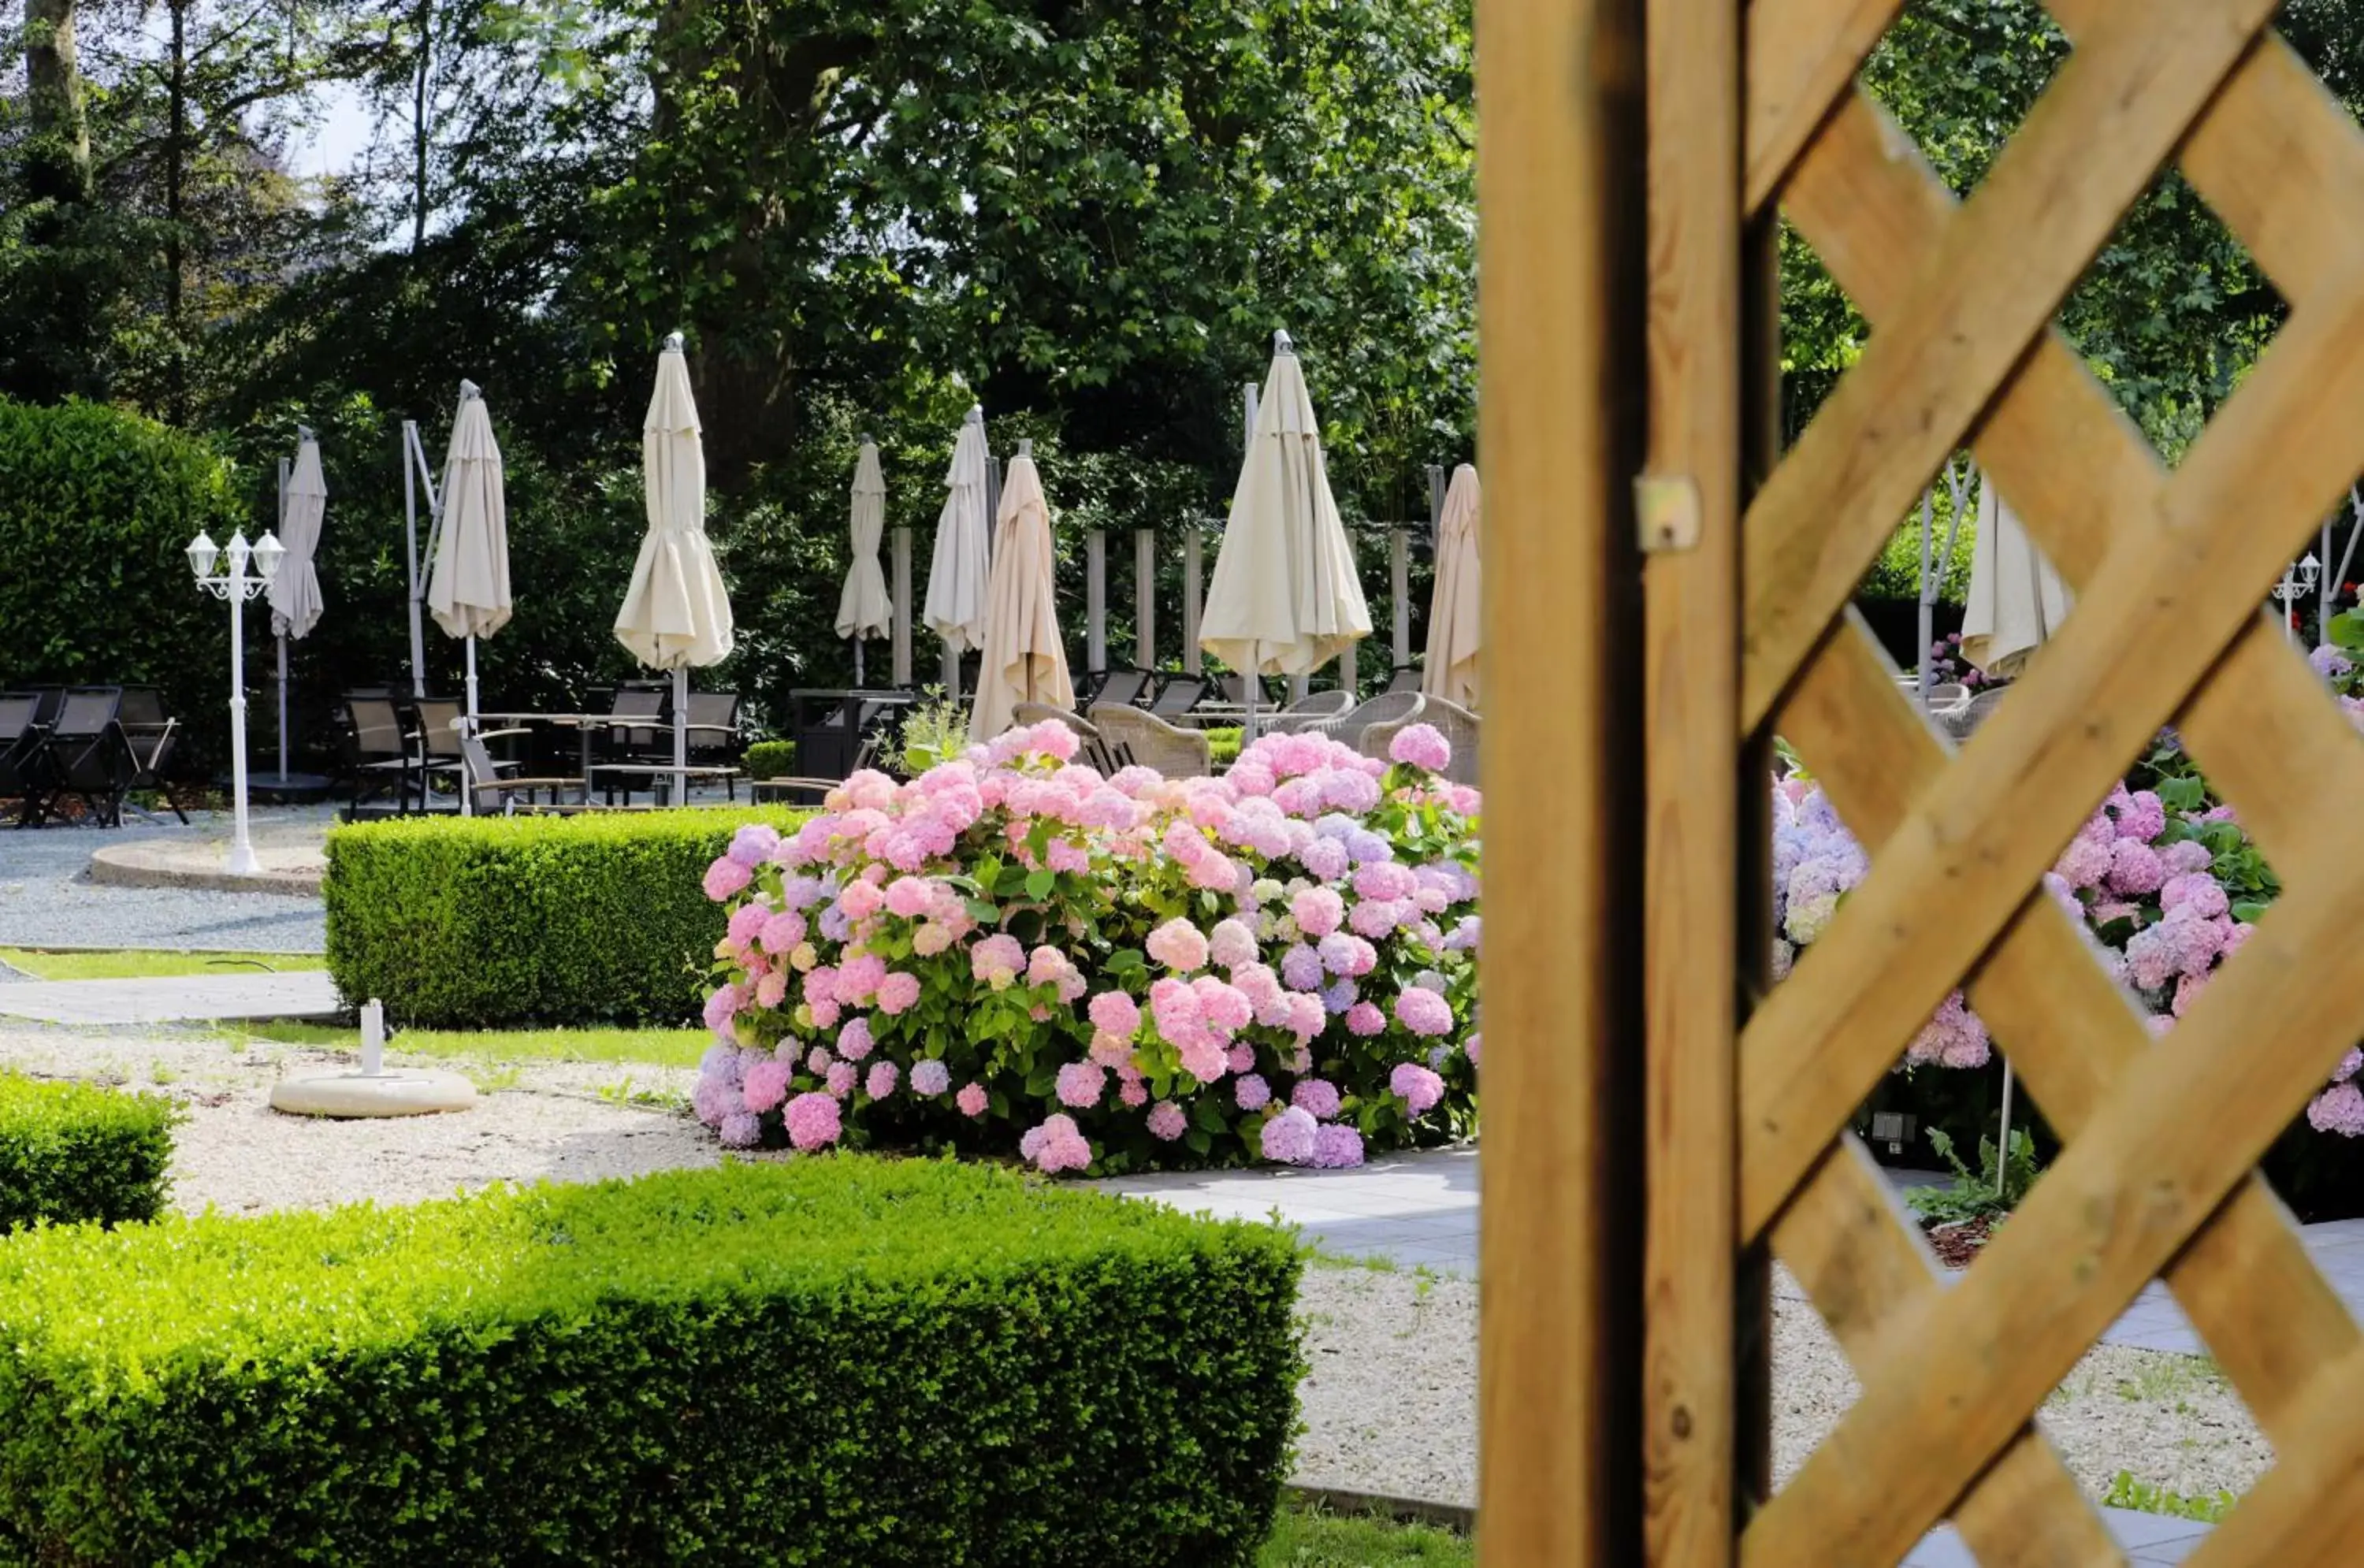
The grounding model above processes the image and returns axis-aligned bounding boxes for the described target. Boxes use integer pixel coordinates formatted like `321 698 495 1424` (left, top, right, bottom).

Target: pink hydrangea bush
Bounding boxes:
689 719 1480 1175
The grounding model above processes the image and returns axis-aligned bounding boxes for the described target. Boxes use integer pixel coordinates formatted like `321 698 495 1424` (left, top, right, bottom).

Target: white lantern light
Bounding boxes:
253 530 287 581
186 530 219 581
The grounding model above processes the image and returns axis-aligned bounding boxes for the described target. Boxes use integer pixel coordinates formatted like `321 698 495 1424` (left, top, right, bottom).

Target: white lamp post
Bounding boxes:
187 527 285 875
2273 552 2321 645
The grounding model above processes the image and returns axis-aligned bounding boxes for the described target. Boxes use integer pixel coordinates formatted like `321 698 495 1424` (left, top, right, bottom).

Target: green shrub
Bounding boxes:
0 397 244 764
0 1157 1303 1566
742 738 795 778
0 1072 180 1231
1206 726 1243 766
325 807 809 1027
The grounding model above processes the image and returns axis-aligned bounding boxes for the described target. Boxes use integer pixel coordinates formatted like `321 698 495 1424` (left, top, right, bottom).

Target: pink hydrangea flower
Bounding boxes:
825 1061 858 1098
703 983 743 1040
884 876 936 919
972 933 1027 988
2052 835 2112 891
1261 1105 1318 1164
2106 839 2166 897
1292 1078 1342 1119
784 1091 842 1150
1235 1073 1271 1110
1178 1037 1229 1083
1394 986 1455 1038
1310 1123 1366 1169
1147 1100 1188 1141
2160 839 2214 875
1464 1032 1481 1066
727 902 769 947
865 1061 899 1099
1209 918 1260 972
754 970 788 1009
759 911 808 954
1345 1001 1387 1037
2312 1083 2364 1136
1225 1042 1258 1076
740 1057 791 1114
1388 723 1452 772
835 1016 875 1061
704 856 753 901
727 823 780 867
1147 918 1211 972
1292 887 1346 939
2159 872 2230 922
1057 1061 1107 1109
1020 1113 1093 1174
1194 978 1254 1035
957 1082 989 1117
875 971 922 1015
1088 990 1142 1041
1391 1061 1446 1117
911 1059 951 1097
838 880 886 921
1287 993 1326 1040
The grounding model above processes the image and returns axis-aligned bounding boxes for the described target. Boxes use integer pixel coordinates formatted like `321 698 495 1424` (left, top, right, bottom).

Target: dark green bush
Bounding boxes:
325 807 809 1027
0 1072 180 1231
742 739 795 779
0 397 245 764
0 1157 1303 1566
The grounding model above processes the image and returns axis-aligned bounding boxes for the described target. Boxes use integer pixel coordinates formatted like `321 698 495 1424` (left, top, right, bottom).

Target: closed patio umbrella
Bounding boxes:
424 380 511 719
969 444 1073 742
837 438 893 685
1960 471 2071 682
1422 463 1481 708
267 426 328 780
923 406 993 694
615 333 734 793
1199 330 1371 735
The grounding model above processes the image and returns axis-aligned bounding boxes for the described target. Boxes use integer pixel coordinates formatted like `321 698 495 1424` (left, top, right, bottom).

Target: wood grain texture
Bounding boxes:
1739 0 1902 213
1736 0 2278 730
1640 0 1741 1557
1739 261 2364 1243
1770 1132 2120 1565
1474 0 1648 1560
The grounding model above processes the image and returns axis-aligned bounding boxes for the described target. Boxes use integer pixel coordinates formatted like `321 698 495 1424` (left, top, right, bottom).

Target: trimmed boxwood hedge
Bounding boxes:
325 807 809 1027
0 1157 1303 1566
0 1072 180 1232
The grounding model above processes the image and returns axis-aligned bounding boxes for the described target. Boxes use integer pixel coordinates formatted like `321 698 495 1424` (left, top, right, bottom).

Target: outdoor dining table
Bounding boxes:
471 711 638 780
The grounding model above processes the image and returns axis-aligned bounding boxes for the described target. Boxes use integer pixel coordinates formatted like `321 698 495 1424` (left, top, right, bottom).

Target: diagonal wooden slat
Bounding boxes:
1781 622 2360 1451
1748 786 2364 1564
1770 1128 2121 1565
1735 0 2280 730
1739 262 2364 1243
1739 0 1902 212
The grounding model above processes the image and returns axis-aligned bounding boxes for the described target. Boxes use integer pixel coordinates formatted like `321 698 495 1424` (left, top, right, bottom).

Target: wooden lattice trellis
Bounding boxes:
1636 0 2364 1564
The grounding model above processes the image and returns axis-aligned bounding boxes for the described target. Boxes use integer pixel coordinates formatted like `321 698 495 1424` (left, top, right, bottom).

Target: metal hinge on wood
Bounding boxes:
1634 473 1702 553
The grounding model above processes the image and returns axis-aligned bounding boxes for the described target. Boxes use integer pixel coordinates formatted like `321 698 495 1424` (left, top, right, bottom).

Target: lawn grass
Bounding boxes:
1259 1507 1473 1567
219 1019 710 1070
0 949 328 982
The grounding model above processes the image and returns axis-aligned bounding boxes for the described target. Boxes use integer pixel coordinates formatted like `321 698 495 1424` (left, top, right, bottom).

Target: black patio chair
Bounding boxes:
1076 668 1154 711
0 693 49 827
406 697 468 812
342 693 415 816
32 687 135 827
115 686 190 824
1148 674 1211 719
684 690 745 801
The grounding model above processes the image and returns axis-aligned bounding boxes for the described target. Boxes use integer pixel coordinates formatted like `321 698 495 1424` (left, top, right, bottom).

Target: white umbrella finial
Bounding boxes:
965 404 983 425
663 331 686 353
1273 329 1295 355
458 378 480 401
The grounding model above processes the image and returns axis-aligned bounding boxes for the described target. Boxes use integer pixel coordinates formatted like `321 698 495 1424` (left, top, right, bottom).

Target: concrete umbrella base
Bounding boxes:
270 1068 476 1118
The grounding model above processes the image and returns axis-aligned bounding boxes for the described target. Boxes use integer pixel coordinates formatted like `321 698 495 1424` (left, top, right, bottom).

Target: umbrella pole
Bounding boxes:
402 421 429 699
674 666 689 805
277 634 290 780
1916 485 1935 714
1242 644 1257 743
854 640 864 687
1995 1057 2016 1197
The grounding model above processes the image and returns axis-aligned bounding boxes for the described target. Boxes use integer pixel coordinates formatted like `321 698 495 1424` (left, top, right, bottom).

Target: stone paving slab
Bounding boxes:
1904 1506 2211 1566
0 970 340 1024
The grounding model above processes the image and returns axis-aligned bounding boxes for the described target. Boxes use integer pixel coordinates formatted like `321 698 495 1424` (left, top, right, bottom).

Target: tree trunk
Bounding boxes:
164 0 190 425
411 0 432 251
23 0 90 202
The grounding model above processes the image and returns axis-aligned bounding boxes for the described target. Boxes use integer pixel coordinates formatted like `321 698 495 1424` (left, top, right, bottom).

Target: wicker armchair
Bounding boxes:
1089 704 1212 778
1013 701 1119 773
1258 689 1355 734
1365 695 1479 785
1308 690 1425 753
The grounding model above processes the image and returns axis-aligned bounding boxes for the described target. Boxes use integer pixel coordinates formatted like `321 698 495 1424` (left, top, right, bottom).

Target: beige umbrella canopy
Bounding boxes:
969 448 1073 742
1960 471 2071 680
1422 463 1481 707
425 381 511 715
266 428 328 780
924 408 994 678
1199 332 1371 693
836 439 894 682
615 335 734 786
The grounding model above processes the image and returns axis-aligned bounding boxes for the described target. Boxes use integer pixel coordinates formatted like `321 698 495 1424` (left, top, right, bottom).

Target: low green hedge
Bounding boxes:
0 1157 1303 1566
742 739 795 779
325 808 809 1027
0 1072 180 1232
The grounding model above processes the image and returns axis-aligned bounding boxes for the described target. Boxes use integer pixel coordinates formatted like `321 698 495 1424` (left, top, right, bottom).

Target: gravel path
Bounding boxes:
1294 1262 2269 1513
0 1020 2274 1514
0 809 329 953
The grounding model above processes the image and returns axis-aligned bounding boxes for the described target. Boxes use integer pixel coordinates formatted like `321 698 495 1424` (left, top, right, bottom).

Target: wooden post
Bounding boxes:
1135 528 1157 669
1087 529 1107 674
1183 526 1204 674
891 527 913 686
1638 0 1741 1553
1391 528 1412 668
1477 0 1649 1566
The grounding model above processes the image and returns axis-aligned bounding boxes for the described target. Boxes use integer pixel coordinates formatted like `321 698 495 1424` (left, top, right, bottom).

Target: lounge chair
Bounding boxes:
0 693 48 827
1147 674 1211 719
1258 689 1355 735
342 693 415 816
1385 664 1425 696
1076 668 1154 711
1090 704 1212 778
116 686 189 824
33 687 135 827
